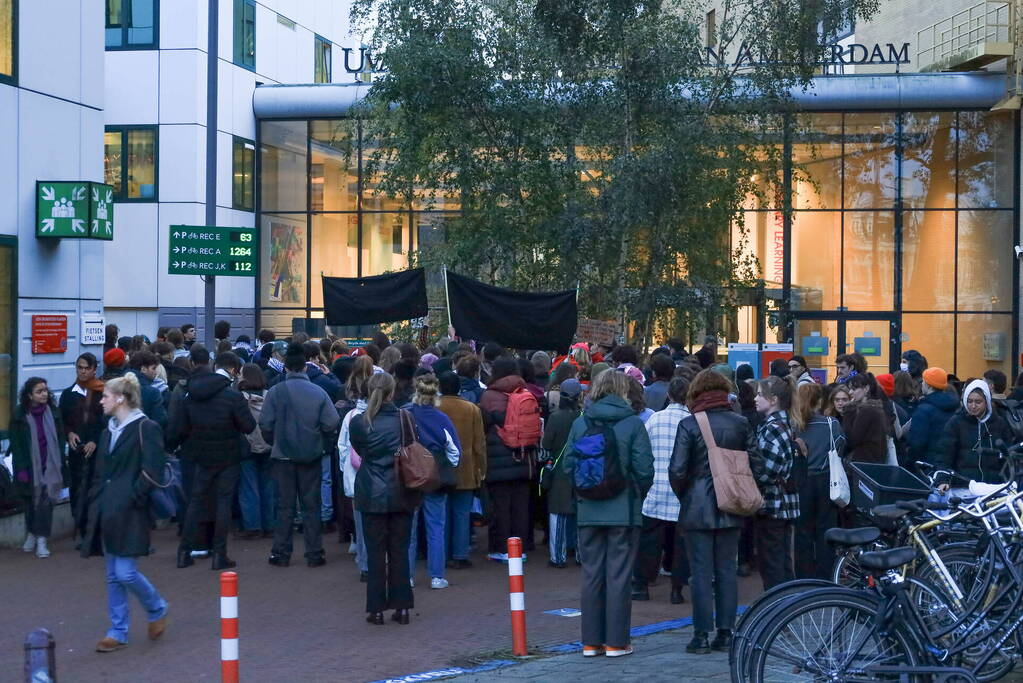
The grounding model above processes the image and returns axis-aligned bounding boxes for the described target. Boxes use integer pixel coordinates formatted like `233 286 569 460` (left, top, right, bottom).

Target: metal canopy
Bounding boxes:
252 72 1008 120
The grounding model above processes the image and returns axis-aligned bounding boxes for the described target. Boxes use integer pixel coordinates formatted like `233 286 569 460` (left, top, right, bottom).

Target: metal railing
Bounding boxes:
917 0 1013 71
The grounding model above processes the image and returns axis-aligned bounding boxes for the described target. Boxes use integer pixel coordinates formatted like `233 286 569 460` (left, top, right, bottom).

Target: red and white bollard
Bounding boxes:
220 571 239 683
507 537 528 656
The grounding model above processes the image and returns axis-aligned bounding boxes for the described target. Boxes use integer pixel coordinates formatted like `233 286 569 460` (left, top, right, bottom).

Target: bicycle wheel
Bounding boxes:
831 550 869 588
750 589 924 683
730 579 833 683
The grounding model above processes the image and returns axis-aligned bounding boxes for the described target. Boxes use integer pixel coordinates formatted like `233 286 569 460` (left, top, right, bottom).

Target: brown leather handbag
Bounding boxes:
694 411 763 516
395 410 441 492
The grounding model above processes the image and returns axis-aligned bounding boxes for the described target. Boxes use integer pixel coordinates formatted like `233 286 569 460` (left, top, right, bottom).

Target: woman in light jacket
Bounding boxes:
80 374 169 652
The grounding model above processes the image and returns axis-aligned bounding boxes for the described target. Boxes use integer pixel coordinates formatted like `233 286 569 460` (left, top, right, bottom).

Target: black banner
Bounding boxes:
446 270 577 351
322 268 429 326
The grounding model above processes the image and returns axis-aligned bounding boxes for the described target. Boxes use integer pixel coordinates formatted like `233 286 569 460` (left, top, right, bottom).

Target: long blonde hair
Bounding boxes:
347 355 374 401
791 382 823 433
364 372 396 428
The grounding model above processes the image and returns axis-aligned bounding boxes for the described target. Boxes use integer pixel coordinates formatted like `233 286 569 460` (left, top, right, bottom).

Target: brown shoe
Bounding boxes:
148 614 168 640
96 637 126 653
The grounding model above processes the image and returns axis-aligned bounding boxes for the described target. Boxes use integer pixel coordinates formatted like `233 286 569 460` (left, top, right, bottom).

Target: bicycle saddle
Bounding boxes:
824 527 881 547
857 546 917 572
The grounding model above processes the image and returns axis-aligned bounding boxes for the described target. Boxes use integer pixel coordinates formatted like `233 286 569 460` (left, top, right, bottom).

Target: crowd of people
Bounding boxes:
7 321 1020 658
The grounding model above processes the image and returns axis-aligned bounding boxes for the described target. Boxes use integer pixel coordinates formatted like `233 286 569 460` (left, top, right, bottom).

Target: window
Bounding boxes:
0 0 15 83
104 126 158 201
314 35 332 83
0 238 14 437
232 136 255 212
106 0 158 49
705 10 715 47
234 0 256 71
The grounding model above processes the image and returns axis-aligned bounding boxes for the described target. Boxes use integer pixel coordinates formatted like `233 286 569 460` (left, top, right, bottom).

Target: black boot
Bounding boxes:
366 612 384 625
176 549 194 568
391 609 410 625
710 629 732 652
211 553 236 570
631 582 650 601
670 585 686 605
686 631 711 654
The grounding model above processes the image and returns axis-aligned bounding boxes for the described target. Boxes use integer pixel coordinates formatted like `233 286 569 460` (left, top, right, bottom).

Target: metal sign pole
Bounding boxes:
203 0 219 351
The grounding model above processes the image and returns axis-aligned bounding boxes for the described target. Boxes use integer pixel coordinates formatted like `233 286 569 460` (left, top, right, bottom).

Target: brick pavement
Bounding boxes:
0 527 763 682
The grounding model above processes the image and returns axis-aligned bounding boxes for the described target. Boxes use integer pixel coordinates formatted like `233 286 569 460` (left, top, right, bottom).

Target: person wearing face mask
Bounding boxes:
906 368 959 468
936 379 1015 485
838 374 888 465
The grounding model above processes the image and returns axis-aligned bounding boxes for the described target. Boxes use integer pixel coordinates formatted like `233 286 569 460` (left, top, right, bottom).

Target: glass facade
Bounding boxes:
739 110 1018 381
259 111 1018 379
259 119 458 323
0 239 12 436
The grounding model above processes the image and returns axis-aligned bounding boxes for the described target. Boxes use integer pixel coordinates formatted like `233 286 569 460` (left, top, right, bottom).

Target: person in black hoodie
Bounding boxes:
168 350 256 570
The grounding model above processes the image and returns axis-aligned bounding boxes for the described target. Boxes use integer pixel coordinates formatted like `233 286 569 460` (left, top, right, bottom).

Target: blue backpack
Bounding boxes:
571 419 626 500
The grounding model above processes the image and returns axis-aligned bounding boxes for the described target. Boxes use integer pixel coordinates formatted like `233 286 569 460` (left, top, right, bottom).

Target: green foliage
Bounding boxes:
351 0 878 344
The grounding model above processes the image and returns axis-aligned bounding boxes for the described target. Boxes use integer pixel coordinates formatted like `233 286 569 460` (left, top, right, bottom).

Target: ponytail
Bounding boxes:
363 372 396 429
346 355 374 401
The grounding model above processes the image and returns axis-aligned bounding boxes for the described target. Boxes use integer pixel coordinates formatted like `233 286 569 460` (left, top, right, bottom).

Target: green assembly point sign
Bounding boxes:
37 181 89 237
36 181 116 239
168 225 257 276
89 183 114 240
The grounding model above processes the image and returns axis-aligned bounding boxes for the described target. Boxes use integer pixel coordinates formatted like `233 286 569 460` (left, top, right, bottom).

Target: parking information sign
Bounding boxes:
168 225 257 277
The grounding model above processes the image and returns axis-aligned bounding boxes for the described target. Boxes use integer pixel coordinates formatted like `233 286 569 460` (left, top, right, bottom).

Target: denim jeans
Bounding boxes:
239 456 276 532
446 489 474 561
548 513 577 564
105 554 167 644
352 509 368 572
320 454 333 522
408 492 449 579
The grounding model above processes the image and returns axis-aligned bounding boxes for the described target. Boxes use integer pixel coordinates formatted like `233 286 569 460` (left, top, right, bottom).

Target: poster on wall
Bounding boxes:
32 315 68 354
268 218 306 304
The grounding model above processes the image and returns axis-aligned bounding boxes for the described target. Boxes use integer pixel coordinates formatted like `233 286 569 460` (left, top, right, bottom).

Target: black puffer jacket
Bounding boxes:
349 403 421 513
937 411 1015 483
669 406 760 530
167 368 255 466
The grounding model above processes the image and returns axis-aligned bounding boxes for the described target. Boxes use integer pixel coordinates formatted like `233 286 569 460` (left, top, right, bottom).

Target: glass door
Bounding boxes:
792 316 898 384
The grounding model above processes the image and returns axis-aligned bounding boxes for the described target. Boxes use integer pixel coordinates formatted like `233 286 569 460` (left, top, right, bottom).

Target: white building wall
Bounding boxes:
104 0 362 339
2 0 106 393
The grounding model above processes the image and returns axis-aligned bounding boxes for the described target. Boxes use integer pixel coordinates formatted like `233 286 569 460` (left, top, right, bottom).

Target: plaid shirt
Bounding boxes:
754 411 800 520
642 403 690 521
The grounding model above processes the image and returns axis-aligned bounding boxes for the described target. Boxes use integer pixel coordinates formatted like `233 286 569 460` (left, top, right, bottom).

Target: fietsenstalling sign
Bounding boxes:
168 225 256 277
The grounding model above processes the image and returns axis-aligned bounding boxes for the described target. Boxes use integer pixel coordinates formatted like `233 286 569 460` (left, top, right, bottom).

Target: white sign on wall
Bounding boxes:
81 316 105 345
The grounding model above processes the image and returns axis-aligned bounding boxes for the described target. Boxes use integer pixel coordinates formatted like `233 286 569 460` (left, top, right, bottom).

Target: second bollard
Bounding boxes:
507 537 528 656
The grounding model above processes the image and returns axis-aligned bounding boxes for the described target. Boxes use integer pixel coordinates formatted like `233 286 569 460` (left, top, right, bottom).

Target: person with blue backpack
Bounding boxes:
563 370 654 658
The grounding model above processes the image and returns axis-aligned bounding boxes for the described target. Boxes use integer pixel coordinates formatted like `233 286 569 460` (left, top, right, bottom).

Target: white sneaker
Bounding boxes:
430 577 449 589
347 542 357 555
410 577 415 588
22 534 36 553
35 537 50 558
488 552 509 562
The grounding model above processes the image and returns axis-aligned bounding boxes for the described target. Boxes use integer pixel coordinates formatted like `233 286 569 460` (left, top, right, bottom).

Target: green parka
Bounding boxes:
562 395 654 527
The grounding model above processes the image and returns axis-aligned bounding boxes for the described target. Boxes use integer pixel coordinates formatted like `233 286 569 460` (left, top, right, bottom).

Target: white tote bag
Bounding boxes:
827 418 850 507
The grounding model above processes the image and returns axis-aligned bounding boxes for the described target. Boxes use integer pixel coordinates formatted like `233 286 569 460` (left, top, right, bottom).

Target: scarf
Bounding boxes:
25 404 63 504
836 370 858 385
688 389 732 414
268 357 285 374
77 376 105 393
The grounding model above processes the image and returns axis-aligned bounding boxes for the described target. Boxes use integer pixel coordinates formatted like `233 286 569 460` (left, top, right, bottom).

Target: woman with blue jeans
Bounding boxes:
80 374 168 652
237 364 275 537
408 373 461 589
